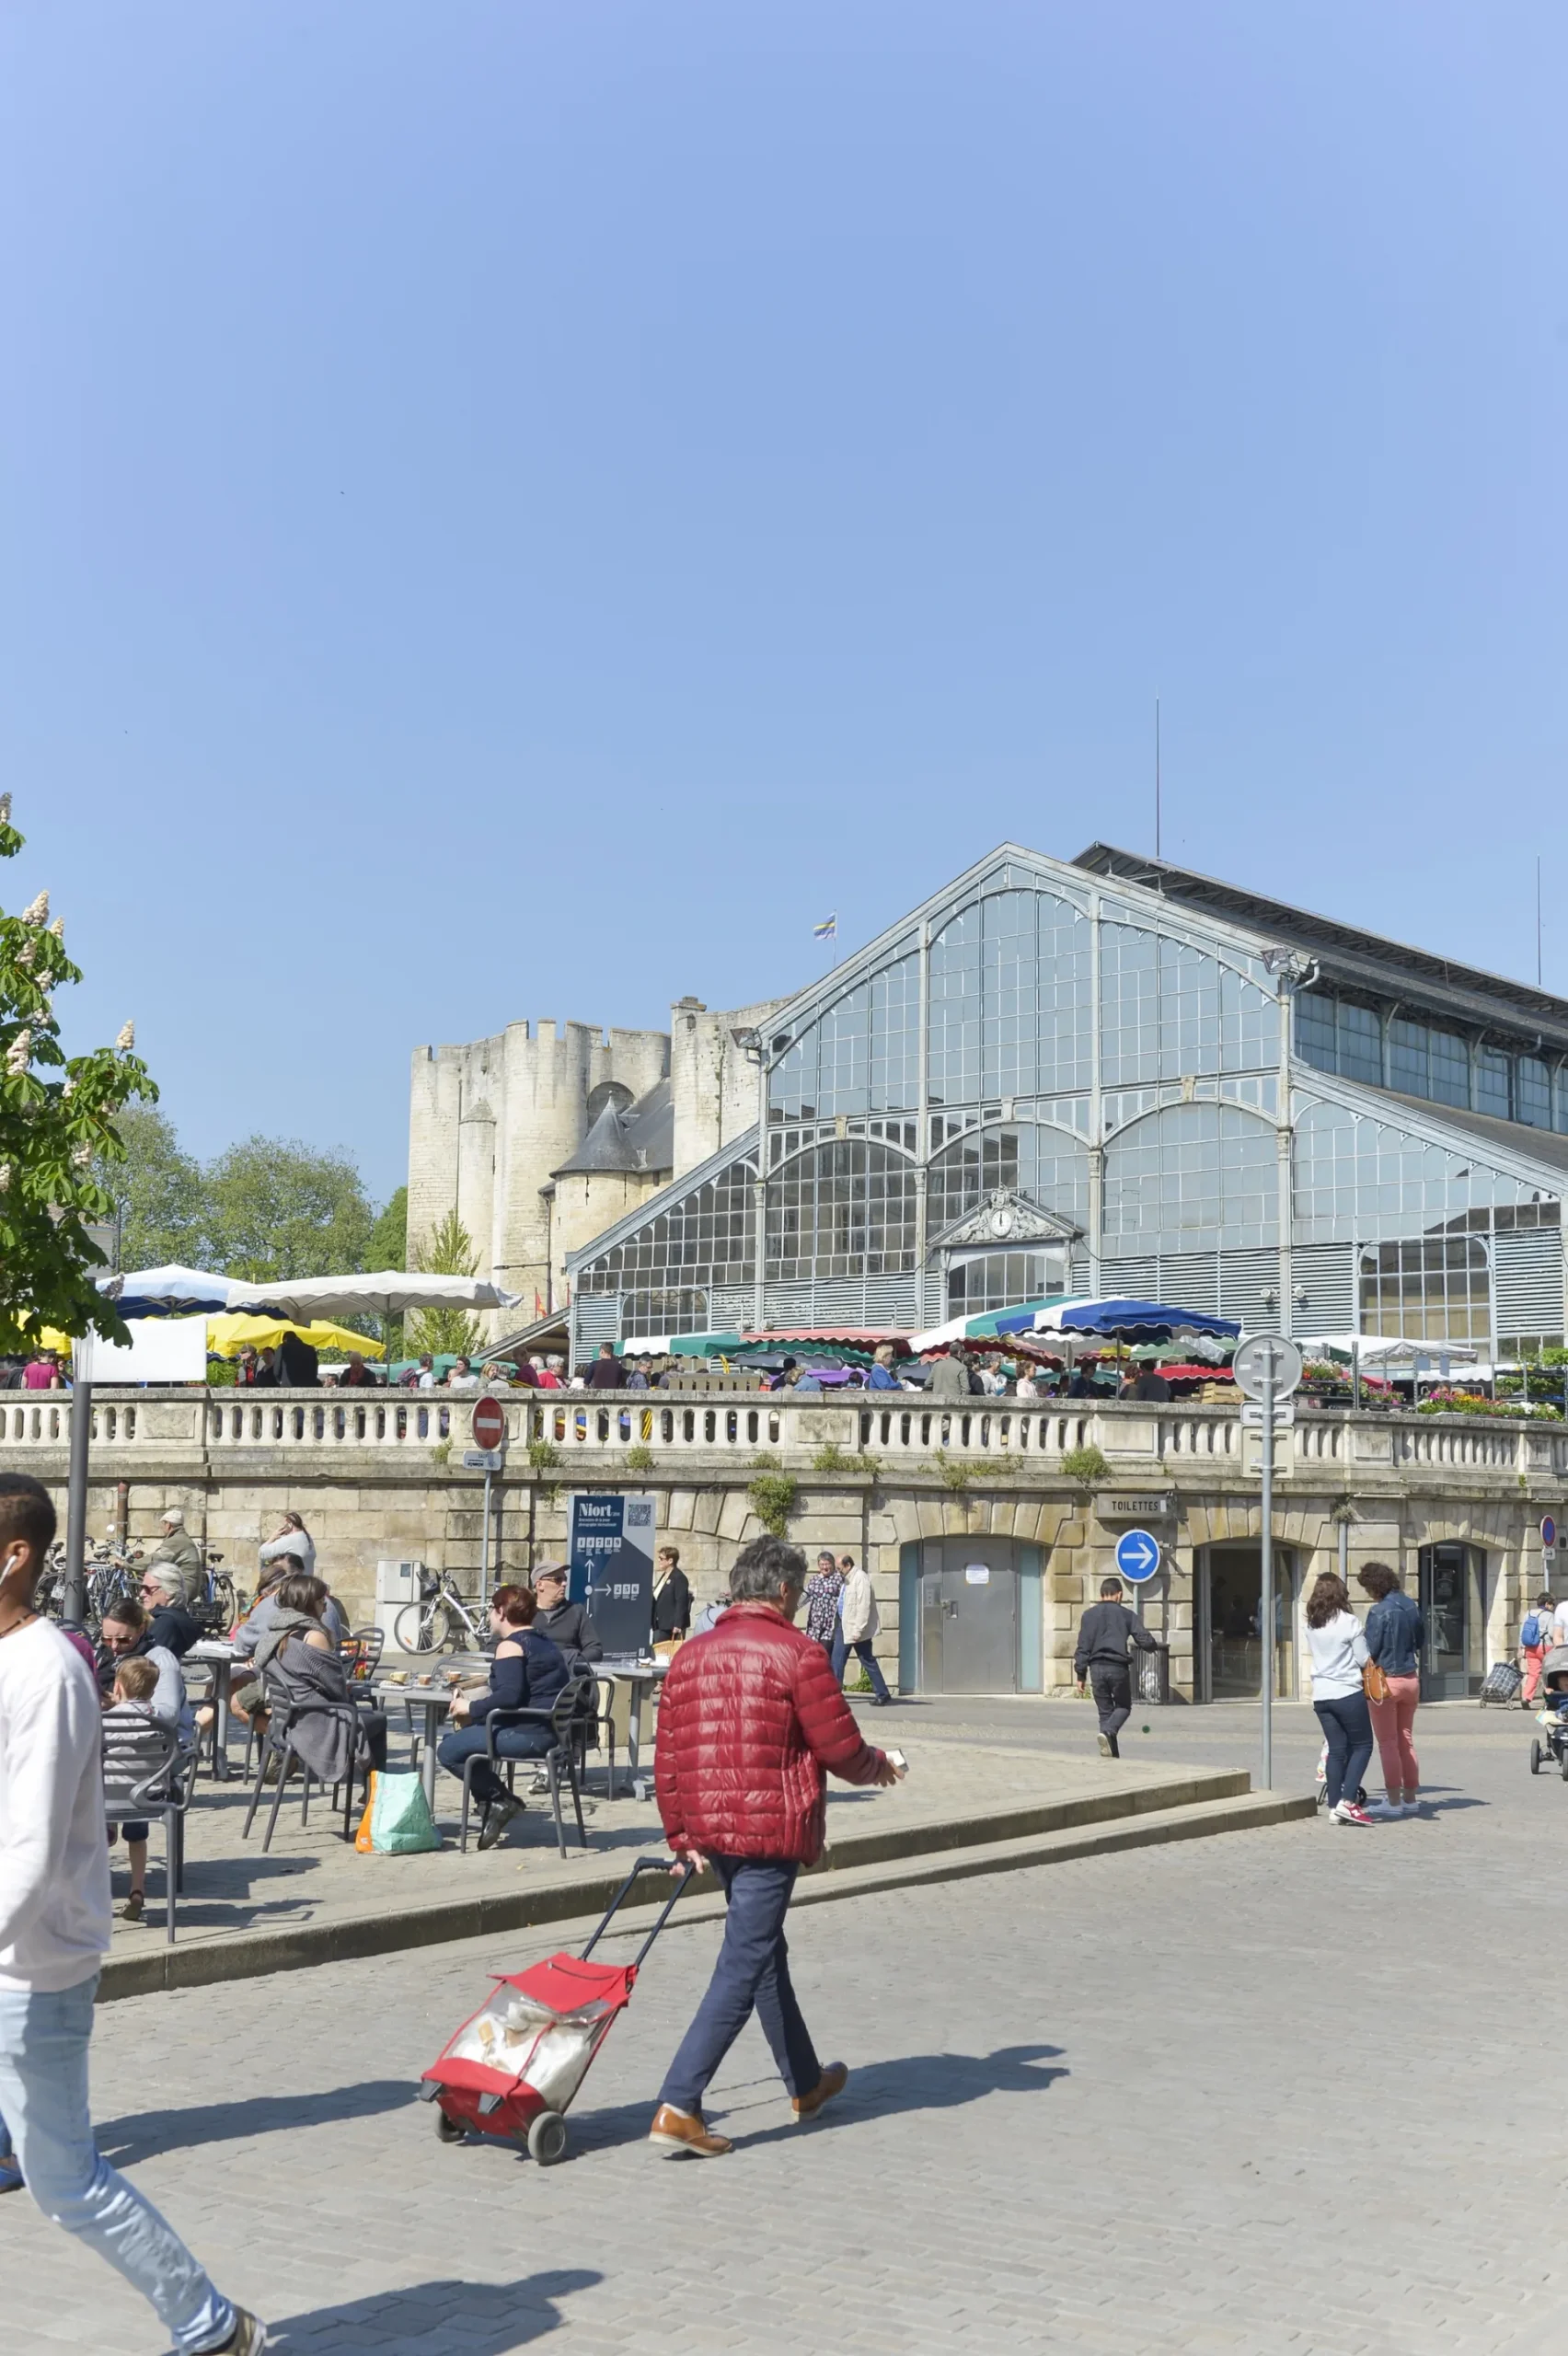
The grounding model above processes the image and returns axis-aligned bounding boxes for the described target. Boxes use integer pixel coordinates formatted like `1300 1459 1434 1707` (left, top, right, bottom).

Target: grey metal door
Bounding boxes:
920 1540 1018 1692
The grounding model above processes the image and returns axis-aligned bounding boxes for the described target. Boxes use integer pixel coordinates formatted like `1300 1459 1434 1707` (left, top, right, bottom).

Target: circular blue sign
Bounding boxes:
1543 1515 1558 1553
1115 1528 1161 1584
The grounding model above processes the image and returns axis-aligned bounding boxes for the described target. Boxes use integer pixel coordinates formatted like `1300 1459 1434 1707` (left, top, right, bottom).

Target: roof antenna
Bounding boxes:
1538 854 1543 987
1154 695 1161 860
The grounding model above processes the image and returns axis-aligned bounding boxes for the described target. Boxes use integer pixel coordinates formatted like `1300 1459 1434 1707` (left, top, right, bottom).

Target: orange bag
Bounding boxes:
354 1772 379 1853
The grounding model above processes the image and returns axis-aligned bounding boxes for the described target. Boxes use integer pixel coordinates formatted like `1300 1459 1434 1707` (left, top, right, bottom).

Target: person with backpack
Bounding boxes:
1523 1593 1555 1703
1357 1563 1424 1818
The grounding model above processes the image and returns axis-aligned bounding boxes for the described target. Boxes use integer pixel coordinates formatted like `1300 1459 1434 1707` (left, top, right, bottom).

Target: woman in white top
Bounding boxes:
258 1511 315 1583
1305 1572 1375 1826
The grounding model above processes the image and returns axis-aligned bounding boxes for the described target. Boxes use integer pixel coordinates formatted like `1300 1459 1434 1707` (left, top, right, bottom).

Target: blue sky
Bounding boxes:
4 3 1563 1204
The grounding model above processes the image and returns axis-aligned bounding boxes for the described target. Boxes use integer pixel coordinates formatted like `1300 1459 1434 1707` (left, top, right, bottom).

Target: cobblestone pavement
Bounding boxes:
11 1698 1564 2354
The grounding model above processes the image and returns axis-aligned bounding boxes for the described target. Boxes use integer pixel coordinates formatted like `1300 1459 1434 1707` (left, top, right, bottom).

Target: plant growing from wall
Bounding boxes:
933 1449 971 1494
1060 1443 1111 1493
0 795 156 1354
812 1440 881 1478
748 1451 799 1536
625 1443 654 1472
527 1434 563 1502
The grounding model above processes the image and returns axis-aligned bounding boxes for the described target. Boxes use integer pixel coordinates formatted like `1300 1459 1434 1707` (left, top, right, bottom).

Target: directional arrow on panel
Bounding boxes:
1114 1528 1161 1584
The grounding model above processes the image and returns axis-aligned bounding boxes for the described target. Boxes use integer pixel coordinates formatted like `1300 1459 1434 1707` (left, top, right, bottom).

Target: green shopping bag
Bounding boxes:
367 1769 442 1854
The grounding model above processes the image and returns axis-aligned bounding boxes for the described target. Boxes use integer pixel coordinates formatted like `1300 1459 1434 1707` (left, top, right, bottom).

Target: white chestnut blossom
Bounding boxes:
21 892 48 927
0 1164 11 1192
6 1030 31 1076
115 1020 135 1053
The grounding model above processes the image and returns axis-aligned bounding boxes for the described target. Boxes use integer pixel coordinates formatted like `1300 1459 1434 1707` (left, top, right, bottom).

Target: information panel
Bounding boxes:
567 1492 657 1657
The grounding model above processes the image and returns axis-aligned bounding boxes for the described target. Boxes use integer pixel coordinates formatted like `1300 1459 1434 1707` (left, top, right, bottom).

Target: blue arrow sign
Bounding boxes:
1115 1528 1161 1584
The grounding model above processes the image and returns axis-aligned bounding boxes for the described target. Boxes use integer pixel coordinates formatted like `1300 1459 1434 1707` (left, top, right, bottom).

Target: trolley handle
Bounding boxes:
581 1853 695 1965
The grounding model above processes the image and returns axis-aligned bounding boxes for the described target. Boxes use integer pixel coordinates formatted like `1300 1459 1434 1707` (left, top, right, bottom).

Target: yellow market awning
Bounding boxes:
205 1314 386 1360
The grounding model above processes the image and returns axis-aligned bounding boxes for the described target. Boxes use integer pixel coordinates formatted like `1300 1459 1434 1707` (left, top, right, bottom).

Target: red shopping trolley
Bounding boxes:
418 1854 691 2165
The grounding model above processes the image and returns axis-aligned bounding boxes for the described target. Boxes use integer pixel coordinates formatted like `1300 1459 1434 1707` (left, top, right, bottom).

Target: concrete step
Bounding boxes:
98 1771 1310 2002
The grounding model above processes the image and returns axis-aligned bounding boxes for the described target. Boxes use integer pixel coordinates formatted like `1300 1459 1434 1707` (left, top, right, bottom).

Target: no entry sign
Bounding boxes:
470 1396 507 1451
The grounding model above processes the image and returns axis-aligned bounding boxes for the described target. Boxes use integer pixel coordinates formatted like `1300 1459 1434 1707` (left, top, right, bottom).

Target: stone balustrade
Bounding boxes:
6 1385 1567 1483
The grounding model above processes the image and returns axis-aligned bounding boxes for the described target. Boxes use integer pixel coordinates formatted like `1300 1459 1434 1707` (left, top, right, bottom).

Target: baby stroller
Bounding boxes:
1529 1645 1568 1780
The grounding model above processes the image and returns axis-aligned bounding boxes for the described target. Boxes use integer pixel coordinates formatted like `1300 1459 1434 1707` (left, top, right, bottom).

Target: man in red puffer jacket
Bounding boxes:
648 1535 903 2157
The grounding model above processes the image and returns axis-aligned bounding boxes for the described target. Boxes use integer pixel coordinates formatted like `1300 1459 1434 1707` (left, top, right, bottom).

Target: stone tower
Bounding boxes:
408 1019 668 1316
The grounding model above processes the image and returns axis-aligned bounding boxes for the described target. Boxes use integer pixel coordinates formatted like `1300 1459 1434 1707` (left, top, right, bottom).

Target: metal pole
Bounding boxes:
1338 1515 1348 1583
63 1380 92 1630
1260 1347 1275 1792
480 1466 492 1595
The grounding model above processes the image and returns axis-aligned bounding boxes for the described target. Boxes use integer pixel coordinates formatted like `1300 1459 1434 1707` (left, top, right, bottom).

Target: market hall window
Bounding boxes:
765 1139 917 1281
1357 1236 1490 1345
620 1289 709 1341
946 1250 1067 1314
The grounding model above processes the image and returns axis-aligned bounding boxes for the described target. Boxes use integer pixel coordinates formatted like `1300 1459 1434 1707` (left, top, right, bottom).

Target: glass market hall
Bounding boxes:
568 841 1568 1699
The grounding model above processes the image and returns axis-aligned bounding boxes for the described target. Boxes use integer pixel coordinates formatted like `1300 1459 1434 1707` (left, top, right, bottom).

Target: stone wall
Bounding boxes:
15 1392 1563 1693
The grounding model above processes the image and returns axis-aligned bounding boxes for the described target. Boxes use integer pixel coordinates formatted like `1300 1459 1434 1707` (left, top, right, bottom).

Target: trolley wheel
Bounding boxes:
1559 1748 1568 1784
433 2107 466 2144
1531 1739 1543 1775
527 2110 568 2165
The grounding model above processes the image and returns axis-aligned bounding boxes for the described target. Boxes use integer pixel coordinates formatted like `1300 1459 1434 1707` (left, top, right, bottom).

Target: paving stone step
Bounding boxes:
98 1768 1305 2002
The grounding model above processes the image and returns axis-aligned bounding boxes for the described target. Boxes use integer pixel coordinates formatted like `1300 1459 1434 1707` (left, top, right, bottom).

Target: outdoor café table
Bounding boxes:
596 1656 670 1799
372 1679 458 1808
185 1637 242 1781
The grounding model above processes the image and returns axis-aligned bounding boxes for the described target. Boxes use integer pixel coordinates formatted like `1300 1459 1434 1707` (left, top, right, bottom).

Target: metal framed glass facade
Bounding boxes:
568 850 1567 1350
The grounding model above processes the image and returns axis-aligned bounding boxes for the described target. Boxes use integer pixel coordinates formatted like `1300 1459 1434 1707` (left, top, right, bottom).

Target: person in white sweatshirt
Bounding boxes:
1305 1570 1377 1827
0 1471 263 2354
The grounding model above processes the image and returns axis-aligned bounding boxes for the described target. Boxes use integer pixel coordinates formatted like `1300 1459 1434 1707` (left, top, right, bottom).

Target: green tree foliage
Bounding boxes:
98 1104 204 1268
408 1207 482 1358
367 1184 407 1272
203 1136 375 1283
0 795 155 1350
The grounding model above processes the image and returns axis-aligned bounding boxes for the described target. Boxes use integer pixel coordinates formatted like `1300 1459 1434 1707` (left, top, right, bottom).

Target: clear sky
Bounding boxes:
4 3 1563 1205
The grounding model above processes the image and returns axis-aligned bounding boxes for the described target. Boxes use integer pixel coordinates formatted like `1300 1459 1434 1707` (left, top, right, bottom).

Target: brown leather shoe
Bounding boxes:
791 2062 848 2120
648 2104 732 2156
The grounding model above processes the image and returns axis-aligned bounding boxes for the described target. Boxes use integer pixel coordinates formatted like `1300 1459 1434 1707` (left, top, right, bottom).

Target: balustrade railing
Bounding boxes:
5 1387 1568 1483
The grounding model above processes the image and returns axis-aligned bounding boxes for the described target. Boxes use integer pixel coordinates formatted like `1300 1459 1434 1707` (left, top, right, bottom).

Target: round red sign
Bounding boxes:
470 1396 506 1450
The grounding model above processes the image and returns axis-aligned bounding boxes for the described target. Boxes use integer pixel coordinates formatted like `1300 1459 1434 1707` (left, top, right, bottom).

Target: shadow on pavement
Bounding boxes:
97 2078 416 2166
267 2269 602 2352
570 2042 1067 2155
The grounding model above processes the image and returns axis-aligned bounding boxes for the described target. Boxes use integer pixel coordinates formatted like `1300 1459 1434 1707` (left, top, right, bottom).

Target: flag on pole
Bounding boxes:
813 914 837 940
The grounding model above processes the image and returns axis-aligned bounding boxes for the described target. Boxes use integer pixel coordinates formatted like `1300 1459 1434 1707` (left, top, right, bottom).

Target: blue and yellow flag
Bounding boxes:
813 914 837 940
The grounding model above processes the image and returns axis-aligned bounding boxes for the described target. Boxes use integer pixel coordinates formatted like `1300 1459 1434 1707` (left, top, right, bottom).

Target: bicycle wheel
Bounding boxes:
210 1576 237 1627
394 1601 438 1654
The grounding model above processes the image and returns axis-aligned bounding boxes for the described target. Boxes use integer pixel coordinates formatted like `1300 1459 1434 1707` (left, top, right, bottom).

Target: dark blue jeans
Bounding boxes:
437 1720 554 1807
1315 1692 1374 1809
659 1855 821 2116
830 1633 892 1703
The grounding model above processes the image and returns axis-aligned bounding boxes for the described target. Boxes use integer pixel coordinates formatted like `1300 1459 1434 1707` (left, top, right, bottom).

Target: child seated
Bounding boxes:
102 1654 173 1924
1539 1670 1568 1719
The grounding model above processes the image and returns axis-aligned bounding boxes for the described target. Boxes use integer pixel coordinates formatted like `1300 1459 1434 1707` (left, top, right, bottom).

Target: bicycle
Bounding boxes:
190 1548 239 1633
394 1573 490 1656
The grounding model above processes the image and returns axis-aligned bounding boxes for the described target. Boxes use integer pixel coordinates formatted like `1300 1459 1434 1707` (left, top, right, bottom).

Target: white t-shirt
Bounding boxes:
0 1618 111 1992
1551 1601 1568 1646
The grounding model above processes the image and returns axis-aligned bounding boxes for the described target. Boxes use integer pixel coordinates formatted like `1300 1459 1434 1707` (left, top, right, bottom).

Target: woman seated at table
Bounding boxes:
437 1584 569 1850
253 1573 389 1784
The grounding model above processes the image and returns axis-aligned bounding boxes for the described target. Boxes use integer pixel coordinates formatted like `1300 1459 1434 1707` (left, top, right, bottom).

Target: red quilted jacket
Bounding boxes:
654 1601 886 1865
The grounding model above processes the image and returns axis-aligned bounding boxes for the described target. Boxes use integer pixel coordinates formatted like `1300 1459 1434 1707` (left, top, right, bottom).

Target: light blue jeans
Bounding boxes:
0 1972 236 2353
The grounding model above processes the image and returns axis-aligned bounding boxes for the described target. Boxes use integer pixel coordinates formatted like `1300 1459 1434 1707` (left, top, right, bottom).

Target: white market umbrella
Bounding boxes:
97 1265 252 1316
232 1270 525 1321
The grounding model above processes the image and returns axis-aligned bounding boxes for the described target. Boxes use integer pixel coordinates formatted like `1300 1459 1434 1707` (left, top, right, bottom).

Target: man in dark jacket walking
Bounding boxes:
1074 1576 1159 1758
648 1535 903 2156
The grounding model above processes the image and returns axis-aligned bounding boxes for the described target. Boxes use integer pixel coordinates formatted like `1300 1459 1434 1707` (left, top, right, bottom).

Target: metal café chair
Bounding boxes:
104 1733 200 1947
241 1699 370 1854
456 1672 595 1857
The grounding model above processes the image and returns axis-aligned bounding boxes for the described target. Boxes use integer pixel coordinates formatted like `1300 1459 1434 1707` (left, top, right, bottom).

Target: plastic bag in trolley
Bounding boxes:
445 1981 618 2110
